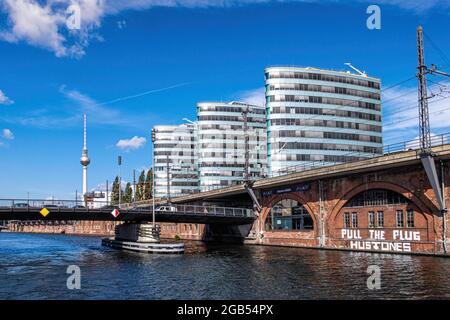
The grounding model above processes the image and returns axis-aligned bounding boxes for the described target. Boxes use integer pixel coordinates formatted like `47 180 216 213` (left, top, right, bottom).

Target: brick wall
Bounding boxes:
255 161 450 255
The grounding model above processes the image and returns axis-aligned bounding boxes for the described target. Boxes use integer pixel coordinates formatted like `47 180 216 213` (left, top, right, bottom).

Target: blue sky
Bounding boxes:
1 0 450 199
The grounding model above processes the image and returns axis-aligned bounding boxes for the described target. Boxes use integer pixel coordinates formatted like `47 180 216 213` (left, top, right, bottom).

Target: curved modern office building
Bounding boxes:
197 101 267 191
153 124 199 199
265 67 382 175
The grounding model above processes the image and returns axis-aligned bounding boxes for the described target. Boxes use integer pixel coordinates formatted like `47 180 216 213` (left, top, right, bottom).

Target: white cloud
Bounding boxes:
382 81 450 143
59 85 132 126
2 129 14 140
405 133 448 150
116 136 147 151
2 83 179 129
383 82 450 130
1 0 70 57
374 0 450 12
237 87 265 107
0 90 14 105
0 0 104 58
2 0 448 58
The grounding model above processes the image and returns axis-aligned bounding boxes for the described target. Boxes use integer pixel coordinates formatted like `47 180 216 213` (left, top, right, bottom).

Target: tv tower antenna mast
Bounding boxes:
80 113 90 197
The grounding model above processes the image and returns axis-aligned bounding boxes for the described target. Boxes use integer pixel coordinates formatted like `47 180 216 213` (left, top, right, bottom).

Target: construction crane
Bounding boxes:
344 63 368 77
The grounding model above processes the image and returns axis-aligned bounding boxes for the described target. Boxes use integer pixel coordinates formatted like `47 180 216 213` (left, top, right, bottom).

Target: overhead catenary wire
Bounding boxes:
424 31 450 67
383 96 450 130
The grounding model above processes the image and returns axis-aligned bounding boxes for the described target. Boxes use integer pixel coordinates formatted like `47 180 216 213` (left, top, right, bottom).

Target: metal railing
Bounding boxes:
0 199 254 218
0 198 110 210
170 204 252 217
267 132 450 178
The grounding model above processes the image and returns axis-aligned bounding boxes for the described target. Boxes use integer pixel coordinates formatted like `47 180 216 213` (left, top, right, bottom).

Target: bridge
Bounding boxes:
4 142 450 255
143 143 450 256
0 200 254 225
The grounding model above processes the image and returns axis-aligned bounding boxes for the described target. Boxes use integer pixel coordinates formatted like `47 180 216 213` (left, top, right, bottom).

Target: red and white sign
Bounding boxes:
111 209 120 218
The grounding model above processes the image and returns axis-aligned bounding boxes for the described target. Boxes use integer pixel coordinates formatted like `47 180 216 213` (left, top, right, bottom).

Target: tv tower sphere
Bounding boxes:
80 151 90 166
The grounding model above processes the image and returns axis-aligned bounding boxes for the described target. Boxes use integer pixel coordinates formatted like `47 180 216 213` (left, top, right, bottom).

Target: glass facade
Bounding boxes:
153 124 199 199
265 198 314 231
197 101 267 191
265 67 383 174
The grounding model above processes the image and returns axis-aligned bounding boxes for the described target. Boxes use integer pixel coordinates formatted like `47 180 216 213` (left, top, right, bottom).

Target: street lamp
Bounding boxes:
118 155 122 208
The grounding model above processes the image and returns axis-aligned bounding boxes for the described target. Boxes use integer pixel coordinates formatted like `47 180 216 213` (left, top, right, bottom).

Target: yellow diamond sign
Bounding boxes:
40 208 50 217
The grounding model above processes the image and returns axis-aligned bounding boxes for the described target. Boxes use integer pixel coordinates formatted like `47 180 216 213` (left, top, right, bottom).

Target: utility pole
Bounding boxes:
151 129 156 226
241 105 262 214
106 180 109 206
118 155 122 208
166 153 171 204
133 169 136 206
242 107 250 183
416 25 450 253
417 26 432 153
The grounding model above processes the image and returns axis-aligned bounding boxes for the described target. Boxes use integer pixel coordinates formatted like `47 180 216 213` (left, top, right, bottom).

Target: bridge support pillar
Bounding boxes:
102 222 185 253
115 222 161 243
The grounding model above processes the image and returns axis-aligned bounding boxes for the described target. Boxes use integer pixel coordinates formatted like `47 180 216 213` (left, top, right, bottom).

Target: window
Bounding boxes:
351 212 358 228
265 199 314 232
344 212 350 228
344 189 410 208
407 210 415 228
396 210 404 228
377 211 384 228
368 211 375 228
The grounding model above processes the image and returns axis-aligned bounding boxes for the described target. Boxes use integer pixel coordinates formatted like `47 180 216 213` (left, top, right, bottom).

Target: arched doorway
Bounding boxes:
264 198 314 232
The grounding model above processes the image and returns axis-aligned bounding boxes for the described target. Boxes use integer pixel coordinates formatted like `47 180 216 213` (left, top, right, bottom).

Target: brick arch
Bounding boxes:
260 193 319 236
328 181 436 232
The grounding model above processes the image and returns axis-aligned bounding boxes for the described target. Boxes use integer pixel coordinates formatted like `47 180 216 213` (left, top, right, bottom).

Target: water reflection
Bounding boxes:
0 233 449 299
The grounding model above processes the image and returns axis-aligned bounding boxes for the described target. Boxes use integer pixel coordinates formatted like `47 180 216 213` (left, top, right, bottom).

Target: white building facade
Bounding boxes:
197 101 267 191
265 67 382 174
153 124 199 199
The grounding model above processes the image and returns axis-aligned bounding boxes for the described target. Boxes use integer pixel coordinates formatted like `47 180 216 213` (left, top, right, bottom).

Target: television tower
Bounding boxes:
80 114 90 196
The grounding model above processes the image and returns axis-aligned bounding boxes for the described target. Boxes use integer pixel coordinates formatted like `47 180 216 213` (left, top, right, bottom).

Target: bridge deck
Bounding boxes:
0 203 254 225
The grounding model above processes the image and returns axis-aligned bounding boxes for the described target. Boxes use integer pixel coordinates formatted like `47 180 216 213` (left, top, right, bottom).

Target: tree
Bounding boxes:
144 169 153 200
111 176 120 205
135 170 145 201
123 182 132 203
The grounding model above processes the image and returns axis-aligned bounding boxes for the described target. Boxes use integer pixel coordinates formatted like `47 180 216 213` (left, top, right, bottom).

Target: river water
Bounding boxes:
0 232 449 300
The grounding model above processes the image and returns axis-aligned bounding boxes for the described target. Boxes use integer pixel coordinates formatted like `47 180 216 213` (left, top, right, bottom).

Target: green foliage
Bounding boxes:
111 176 120 205
123 182 132 203
135 170 146 201
144 169 153 200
